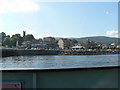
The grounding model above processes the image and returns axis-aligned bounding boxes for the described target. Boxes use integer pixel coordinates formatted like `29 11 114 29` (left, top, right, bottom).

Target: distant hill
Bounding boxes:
75 36 119 45
55 36 119 45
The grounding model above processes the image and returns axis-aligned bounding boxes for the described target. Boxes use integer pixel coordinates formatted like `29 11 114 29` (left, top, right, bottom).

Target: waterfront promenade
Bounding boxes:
2 48 120 57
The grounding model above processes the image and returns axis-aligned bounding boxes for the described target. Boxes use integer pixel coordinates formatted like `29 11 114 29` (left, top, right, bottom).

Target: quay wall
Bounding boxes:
60 50 120 55
2 49 120 57
2 49 59 57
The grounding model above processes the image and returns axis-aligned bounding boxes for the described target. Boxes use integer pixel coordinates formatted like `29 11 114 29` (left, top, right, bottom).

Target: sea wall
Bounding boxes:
2 49 120 57
60 50 120 55
2 49 59 57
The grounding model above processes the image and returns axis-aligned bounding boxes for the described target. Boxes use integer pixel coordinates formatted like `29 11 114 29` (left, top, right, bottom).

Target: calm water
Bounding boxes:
1 54 119 69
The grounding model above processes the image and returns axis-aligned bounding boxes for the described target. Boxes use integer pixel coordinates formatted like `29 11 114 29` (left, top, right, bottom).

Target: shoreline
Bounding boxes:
2 48 120 57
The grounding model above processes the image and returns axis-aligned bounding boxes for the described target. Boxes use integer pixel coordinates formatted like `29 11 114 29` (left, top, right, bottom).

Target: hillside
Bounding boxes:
75 36 119 45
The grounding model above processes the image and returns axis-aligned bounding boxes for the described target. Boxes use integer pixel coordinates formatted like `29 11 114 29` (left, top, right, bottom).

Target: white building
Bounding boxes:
72 45 85 50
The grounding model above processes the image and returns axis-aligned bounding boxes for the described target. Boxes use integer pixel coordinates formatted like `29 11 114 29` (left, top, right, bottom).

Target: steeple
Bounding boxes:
23 31 26 41
23 31 26 37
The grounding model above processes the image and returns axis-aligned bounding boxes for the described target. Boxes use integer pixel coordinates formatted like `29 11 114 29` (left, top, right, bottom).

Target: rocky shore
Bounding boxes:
2 48 120 57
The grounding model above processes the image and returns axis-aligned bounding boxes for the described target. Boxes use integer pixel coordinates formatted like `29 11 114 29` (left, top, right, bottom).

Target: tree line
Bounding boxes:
1 32 35 48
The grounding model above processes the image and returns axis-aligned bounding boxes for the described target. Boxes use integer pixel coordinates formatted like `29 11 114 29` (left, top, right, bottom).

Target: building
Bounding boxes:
22 37 58 49
23 31 26 41
81 39 98 49
31 42 48 49
57 39 70 49
72 45 85 50
43 37 55 43
23 31 26 37
43 37 58 49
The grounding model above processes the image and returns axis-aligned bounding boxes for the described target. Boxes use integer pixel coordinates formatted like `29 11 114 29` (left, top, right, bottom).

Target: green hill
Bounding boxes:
75 36 119 45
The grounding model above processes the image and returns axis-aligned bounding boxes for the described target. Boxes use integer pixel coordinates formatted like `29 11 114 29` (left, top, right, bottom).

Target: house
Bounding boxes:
43 37 58 49
57 39 70 49
81 39 98 49
43 37 55 43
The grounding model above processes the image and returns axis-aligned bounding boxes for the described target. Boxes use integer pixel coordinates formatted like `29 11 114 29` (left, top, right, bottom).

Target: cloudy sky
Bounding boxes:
0 0 118 38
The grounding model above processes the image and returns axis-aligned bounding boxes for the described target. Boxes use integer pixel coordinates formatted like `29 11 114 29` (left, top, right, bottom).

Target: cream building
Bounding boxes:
58 39 70 49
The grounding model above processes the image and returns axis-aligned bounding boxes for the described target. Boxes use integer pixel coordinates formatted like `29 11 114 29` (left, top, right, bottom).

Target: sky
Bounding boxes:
0 0 118 39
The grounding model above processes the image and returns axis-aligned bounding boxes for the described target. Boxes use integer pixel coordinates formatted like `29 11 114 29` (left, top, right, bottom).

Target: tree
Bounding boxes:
71 39 78 44
1 32 6 46
25 34 35 41
11 34 23 46
3 37 11 47
12 34 21 38
1 32 6 40
68 39 78 47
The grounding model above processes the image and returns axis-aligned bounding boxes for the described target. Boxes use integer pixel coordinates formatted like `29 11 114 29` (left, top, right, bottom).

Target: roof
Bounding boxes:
72 45 84 49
